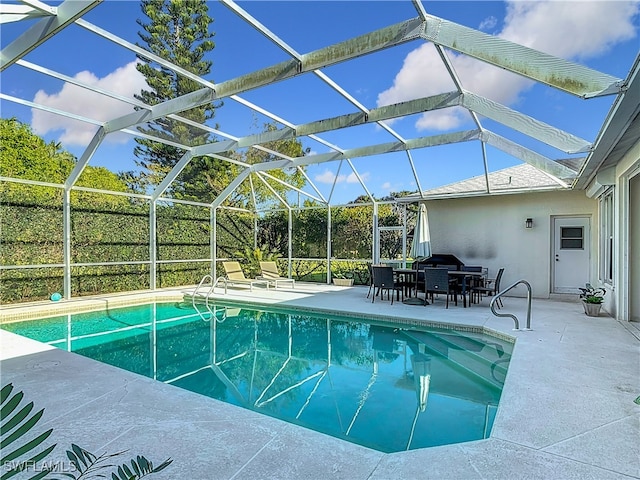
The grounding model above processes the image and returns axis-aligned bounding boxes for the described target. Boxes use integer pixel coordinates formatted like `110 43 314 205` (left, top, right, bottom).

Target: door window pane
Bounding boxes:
560 227 583 249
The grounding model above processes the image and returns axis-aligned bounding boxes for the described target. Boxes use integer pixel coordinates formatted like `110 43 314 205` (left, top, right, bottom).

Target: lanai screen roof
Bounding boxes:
1 0 639 209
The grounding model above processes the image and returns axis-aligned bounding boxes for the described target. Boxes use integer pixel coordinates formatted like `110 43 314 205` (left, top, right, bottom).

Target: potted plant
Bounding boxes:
578 283 606 317
332 272 354 287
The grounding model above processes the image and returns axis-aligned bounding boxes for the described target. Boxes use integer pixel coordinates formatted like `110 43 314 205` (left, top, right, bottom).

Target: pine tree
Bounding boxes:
132 0 306 209
133 0 221 190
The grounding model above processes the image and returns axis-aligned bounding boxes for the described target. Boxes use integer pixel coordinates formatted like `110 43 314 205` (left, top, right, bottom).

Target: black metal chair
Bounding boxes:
366 263 374 298
423 267 457 308
371 265 403 304
462 266 483 305
472 268 504 307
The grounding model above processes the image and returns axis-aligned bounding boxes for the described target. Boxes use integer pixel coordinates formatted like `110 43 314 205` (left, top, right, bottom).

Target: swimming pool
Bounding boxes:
1 301 513 453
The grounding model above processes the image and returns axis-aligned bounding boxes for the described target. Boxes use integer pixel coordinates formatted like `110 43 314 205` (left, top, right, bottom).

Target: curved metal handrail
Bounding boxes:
490 279 532 331
192 274 228 321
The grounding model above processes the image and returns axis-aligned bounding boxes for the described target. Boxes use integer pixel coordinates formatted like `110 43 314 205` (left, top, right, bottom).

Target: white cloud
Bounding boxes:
315 170 341 184
381 181 392 190
348 171 369 183
31 61 148 146
501 1 639 60
479 15 498 32
376 42 455 107
377 0 640 132
314 170 370 184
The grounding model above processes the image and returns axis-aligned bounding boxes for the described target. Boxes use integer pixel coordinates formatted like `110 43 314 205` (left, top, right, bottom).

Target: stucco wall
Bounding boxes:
614 138 640 322
629 174 639 321
424 190 597 298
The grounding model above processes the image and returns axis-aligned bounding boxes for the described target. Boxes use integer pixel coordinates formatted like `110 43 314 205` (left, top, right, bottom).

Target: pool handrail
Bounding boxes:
193 274 228 321
490 279 532 331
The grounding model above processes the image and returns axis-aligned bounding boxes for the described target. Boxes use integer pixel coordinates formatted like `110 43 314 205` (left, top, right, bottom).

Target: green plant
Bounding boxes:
0 383 172 480
579 283 606 304
61 444 172 480
1 383 56 480
332 272 354 279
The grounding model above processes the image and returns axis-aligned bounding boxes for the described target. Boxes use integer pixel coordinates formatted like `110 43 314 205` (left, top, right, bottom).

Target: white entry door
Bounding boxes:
552 216 591 294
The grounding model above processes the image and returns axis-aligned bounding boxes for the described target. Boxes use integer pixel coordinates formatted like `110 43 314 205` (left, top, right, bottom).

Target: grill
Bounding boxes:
412 254 465 271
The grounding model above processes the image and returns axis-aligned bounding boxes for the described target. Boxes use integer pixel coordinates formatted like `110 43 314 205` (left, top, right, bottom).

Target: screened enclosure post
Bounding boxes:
402 203 407 267
327 206 332 284
254 215 258 250
150 201 157 290
288 209 292 277
373 202 379 264
63 189 71 299
212 207 217 279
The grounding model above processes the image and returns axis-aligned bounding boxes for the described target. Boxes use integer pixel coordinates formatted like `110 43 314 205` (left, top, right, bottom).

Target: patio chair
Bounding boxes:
366 263 374 298
471 268 504 307
423 267 457 308
222 261 270 291
458 265 483 306
371 265 403 304
259 261 295 289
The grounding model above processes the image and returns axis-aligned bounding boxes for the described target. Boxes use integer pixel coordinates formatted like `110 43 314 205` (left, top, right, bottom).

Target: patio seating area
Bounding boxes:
1 283 638 479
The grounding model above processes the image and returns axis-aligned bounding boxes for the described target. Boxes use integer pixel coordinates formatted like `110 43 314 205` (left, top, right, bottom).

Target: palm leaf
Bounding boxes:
0 384 13 404
65 445 124 479
1 443 56 480
1 429 54 464
2 401 35 434
0 388 22 419
1 406 45 449
0 383 57 480
110 456 173 479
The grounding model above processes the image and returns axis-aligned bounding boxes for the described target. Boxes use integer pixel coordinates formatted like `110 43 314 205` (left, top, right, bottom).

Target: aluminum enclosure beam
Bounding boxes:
0 1 55 23
482 131 577 181
420 14 623 98
0 0 101 71
214 18 424 98
461 92 592 154
170 92 463 161
251 130 480 173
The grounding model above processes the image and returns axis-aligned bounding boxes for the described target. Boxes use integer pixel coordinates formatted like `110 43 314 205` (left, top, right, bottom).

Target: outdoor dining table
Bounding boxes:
392 268 423 304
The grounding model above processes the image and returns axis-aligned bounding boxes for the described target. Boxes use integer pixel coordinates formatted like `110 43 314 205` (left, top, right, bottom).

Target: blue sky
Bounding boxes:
1 0 639 205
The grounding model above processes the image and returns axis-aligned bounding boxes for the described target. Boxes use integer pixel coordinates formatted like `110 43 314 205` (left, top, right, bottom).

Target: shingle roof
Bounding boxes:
400 163 570 202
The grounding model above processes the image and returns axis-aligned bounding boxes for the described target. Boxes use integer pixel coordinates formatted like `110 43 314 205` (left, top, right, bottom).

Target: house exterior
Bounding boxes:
401 57 640 323
418 172 598 300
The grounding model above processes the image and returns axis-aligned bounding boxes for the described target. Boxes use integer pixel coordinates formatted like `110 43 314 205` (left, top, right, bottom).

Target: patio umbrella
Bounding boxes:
410 203 431 259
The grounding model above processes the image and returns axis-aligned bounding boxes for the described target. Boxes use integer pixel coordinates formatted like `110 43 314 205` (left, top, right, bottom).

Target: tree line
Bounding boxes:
0 1 410 302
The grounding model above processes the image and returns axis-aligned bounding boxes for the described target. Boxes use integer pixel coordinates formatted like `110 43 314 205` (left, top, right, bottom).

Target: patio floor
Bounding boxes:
1 283 639 479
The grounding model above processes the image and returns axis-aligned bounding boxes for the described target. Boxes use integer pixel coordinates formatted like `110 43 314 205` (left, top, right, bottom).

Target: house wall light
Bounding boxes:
525 218 533 229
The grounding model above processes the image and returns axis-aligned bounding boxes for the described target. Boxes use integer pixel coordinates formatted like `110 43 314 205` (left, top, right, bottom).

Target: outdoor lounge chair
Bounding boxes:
259 261 295 289
222 261 270 291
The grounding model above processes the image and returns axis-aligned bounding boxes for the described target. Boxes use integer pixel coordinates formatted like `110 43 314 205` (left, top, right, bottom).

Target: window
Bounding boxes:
560 227 584 249
599 189 614 284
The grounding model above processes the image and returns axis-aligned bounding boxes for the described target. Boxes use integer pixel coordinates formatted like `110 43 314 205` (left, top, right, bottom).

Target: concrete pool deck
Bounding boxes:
1 283 639 479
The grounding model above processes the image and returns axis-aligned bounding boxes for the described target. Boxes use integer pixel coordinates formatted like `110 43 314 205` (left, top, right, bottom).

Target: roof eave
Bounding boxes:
396 184 572 203
574 53 640 190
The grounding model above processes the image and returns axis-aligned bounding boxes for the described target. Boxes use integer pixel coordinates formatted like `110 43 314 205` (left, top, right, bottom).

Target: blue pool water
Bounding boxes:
1 302 513 453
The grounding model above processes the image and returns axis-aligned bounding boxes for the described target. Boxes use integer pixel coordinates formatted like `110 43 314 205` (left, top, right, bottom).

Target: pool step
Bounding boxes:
399 329 511 389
